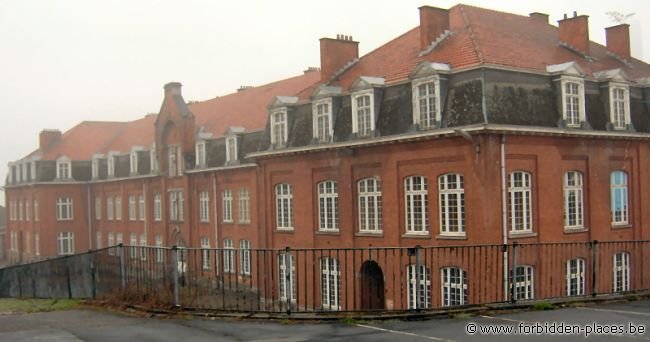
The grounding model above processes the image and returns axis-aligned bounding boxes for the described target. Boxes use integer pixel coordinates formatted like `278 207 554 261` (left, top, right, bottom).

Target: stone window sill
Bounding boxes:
436 234 467 240
316 231 340 236
564 227 589 234
612 224 632 229
402 233 431 239
508 232 538 239
355 231 384 238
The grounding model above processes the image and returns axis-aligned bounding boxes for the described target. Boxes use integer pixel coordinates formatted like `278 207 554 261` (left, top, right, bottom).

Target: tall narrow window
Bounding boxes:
321 257 340 310
150 145 158 173
355 95 372 137
238 189 250 223
57 232 74 255
439 173 465 236
95 197 101 220
56 197 73 221
226 136 237 162
107 155 115 177
318 180 339 232
223 239 234 273
610 171 628 225
139 233 147 261
564 81 581 127
510 265 534 300
34 199 39 222
566 258 585 296
610 86 629 130
405 176 428 234
115 196 122 220
107 197 114 220
138 194 145 221
155 235 163 263
278 252 296 302
613 252 630 292
130 151 138 175
129 233 137 259
222 189 233 223
18 200 23 221
128 195 136 221
108 233 115 255
275 183 293 230
240 240 251 275
34 233 40 256
178 192 184 221
92 159 99 179
168 145 180 177
407 265 431 309
201 237 210 270
170 192 178 221
56 158 71 180
564 171 584 229
271 110 287 149
153 194 162 221
25 201 30 221
199 191 210 223
413 80 438 129
313 100 332 143
441 267 467 307
195 141 206 167
508 171 532 233
358 178 382 232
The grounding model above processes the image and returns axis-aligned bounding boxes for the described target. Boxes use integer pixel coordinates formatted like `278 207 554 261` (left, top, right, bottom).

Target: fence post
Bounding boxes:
285 246 291 316
118 243 126 289
415 245 422 311
172 246 179 307
591 240 598 297
510 242 518 304
89 250 96 300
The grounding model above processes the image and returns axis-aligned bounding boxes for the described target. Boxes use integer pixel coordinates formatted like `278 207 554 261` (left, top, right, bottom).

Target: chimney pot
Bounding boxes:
529 12 549 24
606 24 631 59
573 11 577 18
558 14 590 54
564 13 568 19
319 35 359 82
418 6 450 51
39 129 62 149
164 82 182 96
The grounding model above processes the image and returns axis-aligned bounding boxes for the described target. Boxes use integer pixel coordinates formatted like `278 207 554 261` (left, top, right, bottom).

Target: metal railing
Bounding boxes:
0 240 648 313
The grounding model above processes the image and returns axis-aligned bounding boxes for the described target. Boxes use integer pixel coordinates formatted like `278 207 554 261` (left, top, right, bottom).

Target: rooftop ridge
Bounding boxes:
459 5 484 65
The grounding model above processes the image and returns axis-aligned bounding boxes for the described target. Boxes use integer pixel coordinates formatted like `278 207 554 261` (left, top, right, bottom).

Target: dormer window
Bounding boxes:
271 109 288 149
91 158 99 179
313 99 333 143
150 144 158 173
610 85 630 130
412 76 441 129
168 145 181 177
107 154 116 178
56 157 71 180
562 78 584 127
226 136 238 163
351 90 375 137
195 141 206 167
130 150 139 175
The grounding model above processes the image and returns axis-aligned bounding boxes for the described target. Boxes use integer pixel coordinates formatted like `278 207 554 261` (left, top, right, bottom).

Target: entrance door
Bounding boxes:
360 261 385 310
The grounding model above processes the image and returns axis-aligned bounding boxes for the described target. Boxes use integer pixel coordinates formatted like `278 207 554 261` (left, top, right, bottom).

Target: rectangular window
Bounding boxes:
201 237 210 270
35 233 40 256
564 171 584 229
278 252 296 302
115 196 122 220
155 235 163 263
271 110 287 148
613 252 630 292
178 192 184 221
150 145 158 173
57 160 71 179
441 267 467 307
170 192 178 221
564 81 581 127
92 159 99 179
129 233 137 259
130 152 138 174
56 197 73 221
25 201 30 221
107 197 114 220
154 194 162 221
439 173 465 236
196 141 206 166
18 200 23 221
405 176 428 234
510 265 534 300
96 232 102 249
95 197 101 220
414 80 438 129
140 233 147 261
313 101 332 142
318 181 339 231
138 194 145 221
238 189 250 223
107 156 115 177
34 200 39 222
358 178 382 232
240 240 251 275
321 257 341 310
610 171 628 225
168 145 181 177
275 183 293 230
222 189 233 223
611 87 629 130
226 136 237 162
199 191 210 223
128 195 136 221
407 265 431 309
116 232 123 245
108 232 115 255
355 95 372 137
566 258 585 296
508 171 532 233
57 232 74 255
223 239 234 273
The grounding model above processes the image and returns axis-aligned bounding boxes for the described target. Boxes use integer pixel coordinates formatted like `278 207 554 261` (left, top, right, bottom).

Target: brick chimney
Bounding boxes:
419 6 449 50
39 129 62 149
606 24 630 59
319 35 359 82
164 82 182 96
558 12 590 54
529 12 549 24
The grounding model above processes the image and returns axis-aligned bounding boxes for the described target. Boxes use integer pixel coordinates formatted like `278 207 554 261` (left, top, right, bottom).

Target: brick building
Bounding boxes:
4 4 650 310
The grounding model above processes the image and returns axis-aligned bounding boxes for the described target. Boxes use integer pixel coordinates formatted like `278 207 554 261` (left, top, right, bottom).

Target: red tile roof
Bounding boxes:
33 121 127 161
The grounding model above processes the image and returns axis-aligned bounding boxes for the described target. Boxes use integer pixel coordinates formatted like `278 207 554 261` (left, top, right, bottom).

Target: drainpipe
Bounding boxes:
500 134 509 300
87 184 92 250
143 181 147 243
212 173 219 252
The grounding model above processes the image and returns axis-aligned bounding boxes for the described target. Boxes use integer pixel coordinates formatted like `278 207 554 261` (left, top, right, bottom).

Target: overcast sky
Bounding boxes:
0 0 647 206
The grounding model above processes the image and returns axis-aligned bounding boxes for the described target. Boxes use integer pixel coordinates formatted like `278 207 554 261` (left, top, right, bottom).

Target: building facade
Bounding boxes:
4 5 650 309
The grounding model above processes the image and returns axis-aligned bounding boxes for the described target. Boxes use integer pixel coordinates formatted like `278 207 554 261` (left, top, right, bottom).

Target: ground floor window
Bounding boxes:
279 252 296 302
510 265 534 300
57 232 74 255
566 258 586 296
321 257 340 310
613 252 630 292
441 267 467 307
407 264 431 309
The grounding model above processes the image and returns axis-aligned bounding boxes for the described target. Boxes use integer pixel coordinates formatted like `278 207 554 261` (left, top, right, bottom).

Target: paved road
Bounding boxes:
0 300 648 341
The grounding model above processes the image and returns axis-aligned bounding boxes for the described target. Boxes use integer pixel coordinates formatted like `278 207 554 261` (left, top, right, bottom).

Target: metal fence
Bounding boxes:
0 240 648 313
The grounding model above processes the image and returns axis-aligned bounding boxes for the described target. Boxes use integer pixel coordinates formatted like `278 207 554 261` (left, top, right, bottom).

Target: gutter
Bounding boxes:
500 134 508 301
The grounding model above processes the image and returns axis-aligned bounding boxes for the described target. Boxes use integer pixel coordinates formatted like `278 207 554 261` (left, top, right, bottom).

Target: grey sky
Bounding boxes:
1 0 647 205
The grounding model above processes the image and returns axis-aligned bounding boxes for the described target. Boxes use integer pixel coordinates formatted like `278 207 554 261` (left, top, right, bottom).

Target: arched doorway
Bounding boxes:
360 260 385 310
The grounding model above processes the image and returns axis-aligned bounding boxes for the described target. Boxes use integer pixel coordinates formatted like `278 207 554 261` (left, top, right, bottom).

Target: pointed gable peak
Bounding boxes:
546 61 585 76
593 68 628 83
311 85 343 99
269 96 299 109
410 62 451 79
350 76 385 92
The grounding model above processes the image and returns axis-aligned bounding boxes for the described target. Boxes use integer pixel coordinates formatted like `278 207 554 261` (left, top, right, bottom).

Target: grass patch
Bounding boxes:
450 312 473 319
0 298 80 314
531 302 555 311
339 316 359 325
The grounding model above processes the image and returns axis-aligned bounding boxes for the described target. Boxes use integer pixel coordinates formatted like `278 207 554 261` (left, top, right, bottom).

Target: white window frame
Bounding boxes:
95 232 102 249
439 173 465 236
318 180 339 232
560 76 586 127
240 240 251 275
155 235 163 263
170 192 178 221
18 200 23 221
222 189 233 223
138 194 145 221
609 84 630 130
153 194 162 221
441 267 467 307
613 252 630 292
275 183 293 230
107 154 116 178
115 196 122 220
56 197 73 221
195 140 206 167
358 178 382 233
91 158 99 179
564 171 584 229
35 233 40 256
128 195 136 221
610 171 628 226
270 108 288 148
412 76 441 129
108 232 115 255
226 136 238 162
25 200 30 221
199 191 210 223
351 90 375 137
407 264 431 309
150 144 158 173
223 239 234 273
116 233 123 246
168 145 181 177
508 171 533 233
510 265 534 300
278 252 296 303
129 233 137 259
139 233 147 261
34 199 39 222
95 197 101 220
130 150 139 175
201 237 210 270
57 232 74 255
56 157 71 180
238 188 250 223
405 176 429 234
321 257 341 310
107 197 114 220
312 98 333 143
566 258 586 296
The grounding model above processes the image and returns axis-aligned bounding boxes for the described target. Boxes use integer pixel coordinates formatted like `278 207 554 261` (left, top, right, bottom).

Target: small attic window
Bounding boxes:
56 157 71 180
609 84 630 130
226 136 238 163
313 98 333 143
195 141 206 167
130 151 139 175
107 153 117 177
351 90 375 137
150 144 158 173
91 158 99 179
561 76 585 127
412 76 441 129
271 108 288 149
